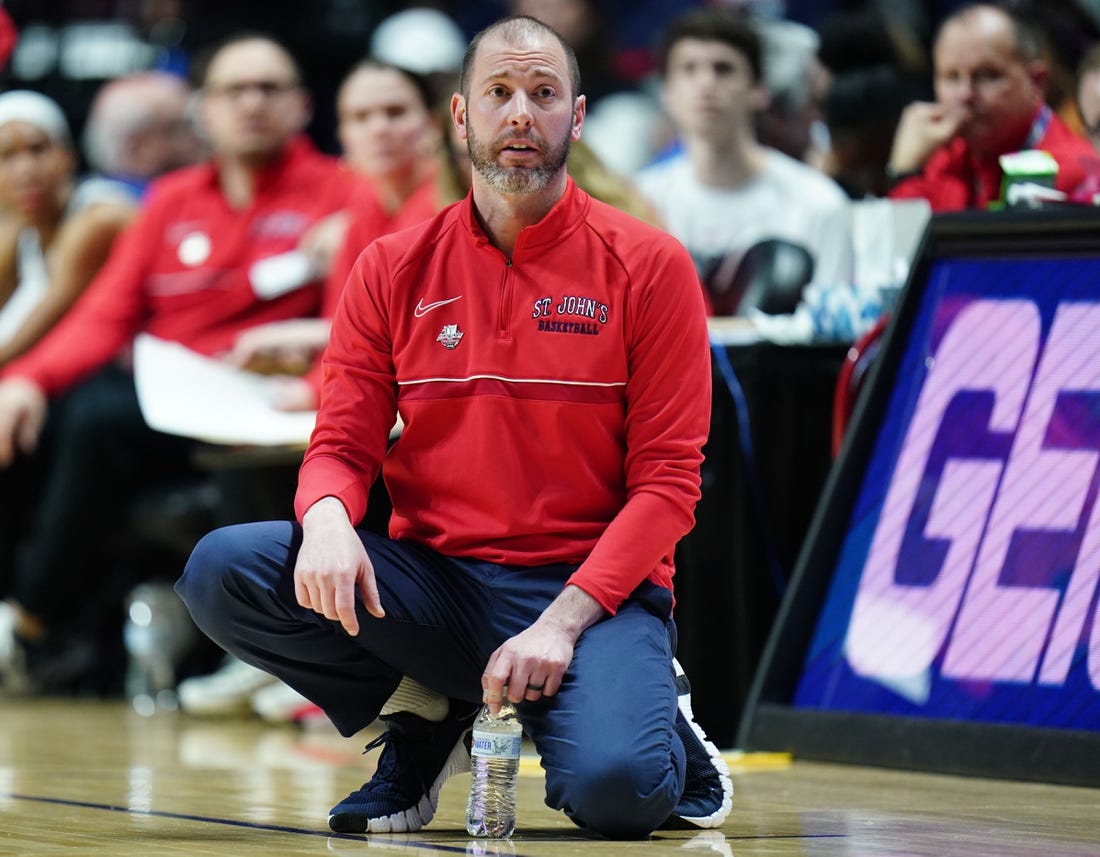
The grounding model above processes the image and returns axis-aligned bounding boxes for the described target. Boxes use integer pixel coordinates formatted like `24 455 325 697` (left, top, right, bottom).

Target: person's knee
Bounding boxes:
176 527 232 622
175 523 285 635
552 750 676 839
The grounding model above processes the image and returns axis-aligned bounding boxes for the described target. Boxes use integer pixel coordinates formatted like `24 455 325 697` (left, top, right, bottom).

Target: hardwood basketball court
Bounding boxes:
1 699 1098 855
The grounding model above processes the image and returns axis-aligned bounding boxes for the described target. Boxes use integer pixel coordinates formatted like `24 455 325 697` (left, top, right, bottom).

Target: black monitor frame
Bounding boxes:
736 207 1100 787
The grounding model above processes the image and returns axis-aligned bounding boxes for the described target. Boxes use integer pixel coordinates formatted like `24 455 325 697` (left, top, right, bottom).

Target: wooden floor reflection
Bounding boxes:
1 699 1098 856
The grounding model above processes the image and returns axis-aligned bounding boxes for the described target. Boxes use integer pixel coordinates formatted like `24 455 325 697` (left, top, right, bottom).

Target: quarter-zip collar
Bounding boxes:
459 176 588 261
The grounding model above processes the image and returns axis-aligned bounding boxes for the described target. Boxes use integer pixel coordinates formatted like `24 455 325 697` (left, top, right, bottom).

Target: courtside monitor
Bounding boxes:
738 208 1100 785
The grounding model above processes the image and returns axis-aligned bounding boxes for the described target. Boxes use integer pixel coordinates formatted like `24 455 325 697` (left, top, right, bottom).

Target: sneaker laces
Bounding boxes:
357 717 440 801
329 708 475 834
361 731 388 756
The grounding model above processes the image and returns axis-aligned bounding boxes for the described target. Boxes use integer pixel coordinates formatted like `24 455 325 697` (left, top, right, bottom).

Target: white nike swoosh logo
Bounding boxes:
414 296 463 317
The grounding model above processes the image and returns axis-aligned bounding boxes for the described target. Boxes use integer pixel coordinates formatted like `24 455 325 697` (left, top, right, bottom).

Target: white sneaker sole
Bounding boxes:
673 658 734 828
330 733 472 833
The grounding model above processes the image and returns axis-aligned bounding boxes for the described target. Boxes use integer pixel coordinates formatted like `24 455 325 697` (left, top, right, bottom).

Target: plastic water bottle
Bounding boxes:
465 702 522 838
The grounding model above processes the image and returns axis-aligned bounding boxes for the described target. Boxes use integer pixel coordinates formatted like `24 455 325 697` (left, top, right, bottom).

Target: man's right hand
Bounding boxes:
295 496 384 636
0 377 47 466
889 101 968 176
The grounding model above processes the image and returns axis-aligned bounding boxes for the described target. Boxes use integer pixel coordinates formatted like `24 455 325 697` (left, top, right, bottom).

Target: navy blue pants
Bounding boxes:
176 521 687 837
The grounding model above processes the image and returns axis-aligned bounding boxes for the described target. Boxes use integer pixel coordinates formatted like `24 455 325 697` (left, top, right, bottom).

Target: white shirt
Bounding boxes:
635 148 855 290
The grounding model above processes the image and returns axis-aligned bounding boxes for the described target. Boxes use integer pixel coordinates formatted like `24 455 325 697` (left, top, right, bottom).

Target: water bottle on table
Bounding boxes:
466 702 522 838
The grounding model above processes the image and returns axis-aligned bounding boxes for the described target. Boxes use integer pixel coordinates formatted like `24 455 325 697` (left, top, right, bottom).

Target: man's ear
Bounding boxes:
451 93 468 142
572 94 586 141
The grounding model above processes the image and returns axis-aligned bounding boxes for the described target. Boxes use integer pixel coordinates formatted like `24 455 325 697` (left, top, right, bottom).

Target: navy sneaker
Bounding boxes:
661 658 734 829
329 704 477 834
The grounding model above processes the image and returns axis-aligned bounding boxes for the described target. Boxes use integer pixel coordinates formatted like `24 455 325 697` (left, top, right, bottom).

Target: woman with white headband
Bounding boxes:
0 90 134 366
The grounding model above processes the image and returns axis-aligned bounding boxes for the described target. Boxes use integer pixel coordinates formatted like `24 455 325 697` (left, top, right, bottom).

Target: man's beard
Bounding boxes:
467 124 570 194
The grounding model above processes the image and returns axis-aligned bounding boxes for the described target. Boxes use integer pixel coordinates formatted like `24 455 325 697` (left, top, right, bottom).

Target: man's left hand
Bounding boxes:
483 622 574 711
481 584 605 713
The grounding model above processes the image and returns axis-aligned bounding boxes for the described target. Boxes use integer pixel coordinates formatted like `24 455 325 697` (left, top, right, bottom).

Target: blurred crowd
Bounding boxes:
1 0 1099 721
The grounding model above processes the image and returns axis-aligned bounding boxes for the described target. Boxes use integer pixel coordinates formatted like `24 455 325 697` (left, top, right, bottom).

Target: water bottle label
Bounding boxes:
471 730 521 759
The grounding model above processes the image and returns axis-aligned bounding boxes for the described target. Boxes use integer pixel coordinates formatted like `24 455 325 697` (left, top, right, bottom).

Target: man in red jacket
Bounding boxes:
177 15 731 840
0 34 356 692
887 3 1094 211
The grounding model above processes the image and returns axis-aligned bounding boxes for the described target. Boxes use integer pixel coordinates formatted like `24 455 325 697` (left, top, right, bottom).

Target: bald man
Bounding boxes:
887 3 1093 211
83 70 204 196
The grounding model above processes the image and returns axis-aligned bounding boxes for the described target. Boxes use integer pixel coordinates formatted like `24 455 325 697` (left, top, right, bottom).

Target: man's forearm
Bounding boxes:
537 583 606 644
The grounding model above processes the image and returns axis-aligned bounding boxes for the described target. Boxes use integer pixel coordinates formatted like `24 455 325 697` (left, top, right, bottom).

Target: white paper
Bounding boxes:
133 334 316 446
249 250 315 300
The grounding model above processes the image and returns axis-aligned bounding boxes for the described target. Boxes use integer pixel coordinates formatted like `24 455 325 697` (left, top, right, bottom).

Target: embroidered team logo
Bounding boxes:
530 294 610 336
436 324 464 349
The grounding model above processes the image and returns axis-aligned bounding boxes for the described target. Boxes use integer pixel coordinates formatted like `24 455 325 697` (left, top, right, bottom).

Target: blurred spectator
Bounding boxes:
635 7 853 315
887 3 1094 211
0 91 133 367
1076 42 1100 153
0 33 357 695
82 70 204 198
334 60 442 220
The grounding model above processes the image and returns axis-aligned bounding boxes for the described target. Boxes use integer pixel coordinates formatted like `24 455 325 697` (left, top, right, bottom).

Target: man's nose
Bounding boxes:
699 67 719 88
950 76 976 102
508 92 533 127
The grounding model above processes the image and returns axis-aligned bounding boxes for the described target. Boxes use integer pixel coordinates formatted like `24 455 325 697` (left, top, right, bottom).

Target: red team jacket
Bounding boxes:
297 179 712 614
889 106 1095 212
3 136 356 395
